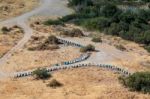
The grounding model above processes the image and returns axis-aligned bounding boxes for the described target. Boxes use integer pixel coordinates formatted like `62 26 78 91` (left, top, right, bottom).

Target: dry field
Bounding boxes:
0 28 81 72
0 0 38 20
0 67 149 99
0 26 23 58
0 20 149 99
31 22 150 72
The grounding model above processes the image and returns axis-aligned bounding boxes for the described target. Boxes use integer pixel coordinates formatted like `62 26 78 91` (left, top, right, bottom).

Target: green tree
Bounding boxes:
101 3 118 17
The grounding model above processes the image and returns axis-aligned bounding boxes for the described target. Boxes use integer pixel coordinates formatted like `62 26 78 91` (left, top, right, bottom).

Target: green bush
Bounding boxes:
80 44 95 52
145 45 150 53
47 79 63 88
92 37 102 43
119 72 150 93
43 0 150 53
32 68 51 79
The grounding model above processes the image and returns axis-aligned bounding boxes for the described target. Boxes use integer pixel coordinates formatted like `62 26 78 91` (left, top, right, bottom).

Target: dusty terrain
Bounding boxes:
0 0 149 99
0 26 23 58
0 67 149 99
31 22 150 72
0 29 81 72
0 17 149 99
0 0 38 21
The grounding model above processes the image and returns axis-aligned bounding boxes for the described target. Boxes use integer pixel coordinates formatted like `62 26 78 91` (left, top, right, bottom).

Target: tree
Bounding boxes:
119 10 135 24
68 0 93 6
107 23 121 35
143 30 150 44
101 3 118 17
119 72 150 93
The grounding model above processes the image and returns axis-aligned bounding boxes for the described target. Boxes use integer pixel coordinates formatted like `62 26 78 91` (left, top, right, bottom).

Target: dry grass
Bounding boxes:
30 23 150 72
0 46 81 72
0 67 149 99
0 26 23 58
0 0 38 20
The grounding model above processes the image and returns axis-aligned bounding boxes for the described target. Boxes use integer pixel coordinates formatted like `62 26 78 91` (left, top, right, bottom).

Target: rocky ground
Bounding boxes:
0 0 38 21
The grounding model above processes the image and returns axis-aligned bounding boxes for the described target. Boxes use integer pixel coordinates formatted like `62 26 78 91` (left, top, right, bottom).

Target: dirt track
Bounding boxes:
0 0 73 77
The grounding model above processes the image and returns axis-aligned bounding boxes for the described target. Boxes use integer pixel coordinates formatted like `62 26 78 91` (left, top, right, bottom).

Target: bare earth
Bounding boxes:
0 0 38 21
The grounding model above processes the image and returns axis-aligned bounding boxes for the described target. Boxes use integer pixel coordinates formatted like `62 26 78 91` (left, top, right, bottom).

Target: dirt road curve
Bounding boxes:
0 0 73 66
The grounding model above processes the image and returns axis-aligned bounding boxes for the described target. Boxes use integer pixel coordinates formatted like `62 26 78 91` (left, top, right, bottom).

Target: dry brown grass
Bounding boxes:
0 67 149 99
0 26 23 58
0 46 81 72
0 0 38 20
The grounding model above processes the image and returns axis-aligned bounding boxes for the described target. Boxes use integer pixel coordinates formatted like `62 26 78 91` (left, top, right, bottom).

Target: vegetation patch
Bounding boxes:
119 72 150 94
115 44 126 51
1 26 10 34
60 28 84 37
92 37 102 43
32 68 51 80
45 0 150 52
144 45 150 53
28 35 60 51
44 19 64 26
47 79 63 88
80 44 95 52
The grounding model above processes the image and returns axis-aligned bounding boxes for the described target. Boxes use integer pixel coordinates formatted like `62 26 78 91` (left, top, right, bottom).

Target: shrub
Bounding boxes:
70 28 84 37
145 45 150 53
28 35 60 51
44 19 64 26
80 44 95 52
1 26 10 34
101 3 118 17
61 28 84 37
68 0 93 6
92 37 102 43
115 44 126 51
45 35 59 44
32 68 51 79
47 79 63 88
119 72 150 93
